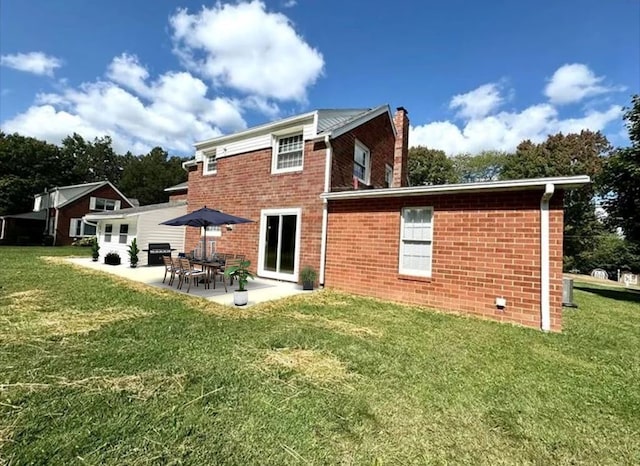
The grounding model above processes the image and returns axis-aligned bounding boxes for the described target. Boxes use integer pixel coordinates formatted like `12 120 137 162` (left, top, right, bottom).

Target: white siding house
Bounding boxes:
84 202 187 266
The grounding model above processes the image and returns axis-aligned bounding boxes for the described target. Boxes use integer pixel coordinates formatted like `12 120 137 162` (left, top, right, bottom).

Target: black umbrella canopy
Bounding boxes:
161 207 253 260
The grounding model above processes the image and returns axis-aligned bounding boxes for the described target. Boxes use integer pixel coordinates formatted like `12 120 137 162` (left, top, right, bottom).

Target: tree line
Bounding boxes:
408 94 640 276
0 132 187 216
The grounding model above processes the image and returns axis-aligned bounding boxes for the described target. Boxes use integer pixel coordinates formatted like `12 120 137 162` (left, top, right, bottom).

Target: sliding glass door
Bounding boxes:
258 208 301 281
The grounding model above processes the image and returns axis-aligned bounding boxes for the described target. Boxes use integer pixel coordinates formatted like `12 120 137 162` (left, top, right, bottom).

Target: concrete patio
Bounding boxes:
67 257 309 306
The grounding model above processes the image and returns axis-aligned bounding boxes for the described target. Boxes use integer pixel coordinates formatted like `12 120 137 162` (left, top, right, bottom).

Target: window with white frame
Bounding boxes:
353 140 371 184
201 225 222 237
69 218 97 237
104 224 113 242
90 197 120 211
119 224 129 244
385 163 393 188
204 149 217 175
399 207 433 277
273 133 304 172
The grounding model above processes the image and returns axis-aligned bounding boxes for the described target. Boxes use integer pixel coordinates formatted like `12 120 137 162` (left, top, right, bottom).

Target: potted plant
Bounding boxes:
128 238 140 268
104 251 121 266
300 266 317 291
224 259 254 306
91 237 100 262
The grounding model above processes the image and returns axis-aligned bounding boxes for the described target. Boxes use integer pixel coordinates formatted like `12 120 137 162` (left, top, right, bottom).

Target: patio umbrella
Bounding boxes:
161 206 253 260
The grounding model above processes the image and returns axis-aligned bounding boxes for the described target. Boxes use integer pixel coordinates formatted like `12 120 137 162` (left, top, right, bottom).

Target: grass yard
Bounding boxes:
1 247 639 464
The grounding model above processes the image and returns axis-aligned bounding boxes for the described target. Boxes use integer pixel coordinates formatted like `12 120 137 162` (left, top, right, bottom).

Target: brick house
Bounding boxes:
183 105 589 331
32 181 134 246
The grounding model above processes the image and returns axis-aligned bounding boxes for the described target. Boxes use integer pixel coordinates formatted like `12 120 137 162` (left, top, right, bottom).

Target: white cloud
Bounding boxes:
170 0 324 102
450 83 504 119
0 51 62 76
410 68 623 155
544 63 616 105
283 0 297 7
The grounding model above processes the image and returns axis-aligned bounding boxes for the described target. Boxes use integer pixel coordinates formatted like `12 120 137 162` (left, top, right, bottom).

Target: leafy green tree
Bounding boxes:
501 131 612 270
0 132 76 215
60 133 124 185
408 146 459 186
601 95 640 246
119 147 187 205
452 151 509 183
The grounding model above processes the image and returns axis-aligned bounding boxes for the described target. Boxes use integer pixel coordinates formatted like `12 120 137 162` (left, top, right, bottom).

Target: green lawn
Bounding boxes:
1 247 639 465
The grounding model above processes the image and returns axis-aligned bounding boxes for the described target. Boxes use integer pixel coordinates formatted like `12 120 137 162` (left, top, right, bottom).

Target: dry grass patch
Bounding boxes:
262 348 353 384
1 290 150 343
287 312 382 338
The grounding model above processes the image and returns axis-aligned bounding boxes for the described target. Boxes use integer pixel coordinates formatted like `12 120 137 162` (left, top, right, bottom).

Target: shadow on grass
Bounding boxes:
574 283 640 304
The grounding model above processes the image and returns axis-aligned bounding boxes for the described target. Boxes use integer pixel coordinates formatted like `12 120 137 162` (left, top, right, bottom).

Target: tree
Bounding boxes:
501 131 613 270
452 151 509 183
408 146 459 186
0 132 76 215
119 147 187 205
60 133 124 185
601 95 640 246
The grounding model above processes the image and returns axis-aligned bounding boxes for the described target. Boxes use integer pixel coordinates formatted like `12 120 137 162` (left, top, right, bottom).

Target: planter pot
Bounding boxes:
92 257 99 262
233 290 248 306
130 263 138 268
302 280 314 291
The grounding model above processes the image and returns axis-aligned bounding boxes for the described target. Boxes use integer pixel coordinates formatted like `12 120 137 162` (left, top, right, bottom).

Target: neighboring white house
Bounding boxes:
84 201 187 266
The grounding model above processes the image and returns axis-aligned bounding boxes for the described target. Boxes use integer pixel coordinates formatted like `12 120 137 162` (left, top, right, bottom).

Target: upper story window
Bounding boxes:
90 197 120 211
399 207 433 278
353 140 371 184
203 149 217 175
273 133 304 173
385 164 393 188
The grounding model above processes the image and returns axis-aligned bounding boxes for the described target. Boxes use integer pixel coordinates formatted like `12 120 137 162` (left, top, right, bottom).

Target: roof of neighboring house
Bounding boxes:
84 200 187 221
164 181 188 192
321 176 591 200
35 181 134 209
0 210 47 220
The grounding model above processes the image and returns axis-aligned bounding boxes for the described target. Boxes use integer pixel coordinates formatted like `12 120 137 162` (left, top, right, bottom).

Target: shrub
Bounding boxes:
72 236 95 247
128 238 140 267
104 252 121 266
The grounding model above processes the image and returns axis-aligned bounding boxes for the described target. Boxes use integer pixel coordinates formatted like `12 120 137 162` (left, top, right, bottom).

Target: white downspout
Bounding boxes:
319 135 333 286
540 183 555 332
53 208 59 246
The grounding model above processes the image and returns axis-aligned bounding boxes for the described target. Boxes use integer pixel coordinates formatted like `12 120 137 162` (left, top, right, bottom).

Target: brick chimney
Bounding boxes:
392 107 409 187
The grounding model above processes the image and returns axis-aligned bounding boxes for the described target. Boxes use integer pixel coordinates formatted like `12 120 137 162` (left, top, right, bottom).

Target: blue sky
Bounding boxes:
1 0 638 155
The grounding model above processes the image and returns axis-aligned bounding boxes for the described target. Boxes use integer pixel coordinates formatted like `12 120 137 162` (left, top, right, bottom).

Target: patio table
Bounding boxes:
190 260 225 289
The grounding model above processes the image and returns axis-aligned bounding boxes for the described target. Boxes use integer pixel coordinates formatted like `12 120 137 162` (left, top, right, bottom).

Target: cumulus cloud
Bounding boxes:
0 51 62 76
450 83 504 119
410 64 623 154
170 0 324 102
544 63 616 105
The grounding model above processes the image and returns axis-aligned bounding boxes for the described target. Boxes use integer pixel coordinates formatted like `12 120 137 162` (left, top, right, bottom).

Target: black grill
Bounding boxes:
145 242 174 266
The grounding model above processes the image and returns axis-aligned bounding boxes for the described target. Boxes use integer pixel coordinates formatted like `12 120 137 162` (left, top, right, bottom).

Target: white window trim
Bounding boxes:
201 225 222 237
271 133 304 174
399 207 434 278
104 224 113 243
118 224 129 244
257 207 302 282
203 149 218 175
90 197 121 211
354 139 371 185
69 218 97 237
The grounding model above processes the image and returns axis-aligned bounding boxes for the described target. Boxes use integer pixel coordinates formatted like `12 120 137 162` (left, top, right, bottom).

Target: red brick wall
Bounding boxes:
185 140 327 276
324 190 565 331
169 192 188 203
55 185 132 246
331 113 396 191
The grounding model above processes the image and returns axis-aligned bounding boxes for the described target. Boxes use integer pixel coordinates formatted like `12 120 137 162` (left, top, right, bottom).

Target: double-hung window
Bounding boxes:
273 134 304 173
69 218 96 237
353 140 371 184
104 224 113 242
204 149 217 175
119 224 129 244
399 207 433 277
90 197 120 211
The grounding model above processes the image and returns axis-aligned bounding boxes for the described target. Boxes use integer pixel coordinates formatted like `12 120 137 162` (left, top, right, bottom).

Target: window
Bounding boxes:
385 164 393 188
104 224 113 242
69 218 97 237
90 197 121 211
273 133 304 173
204 149 217 175
201 225 222 237
353 140 371 184
119 224 129 244
399 207 433 277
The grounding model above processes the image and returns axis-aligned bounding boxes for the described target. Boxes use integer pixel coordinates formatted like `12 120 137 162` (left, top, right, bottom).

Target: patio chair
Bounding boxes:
170 257 183 287
162 256 176 284
234 254 246 260
178 258 208 293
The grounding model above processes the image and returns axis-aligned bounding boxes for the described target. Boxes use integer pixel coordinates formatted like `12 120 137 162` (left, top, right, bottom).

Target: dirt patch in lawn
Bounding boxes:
1 289 150 343
262 348 352 384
